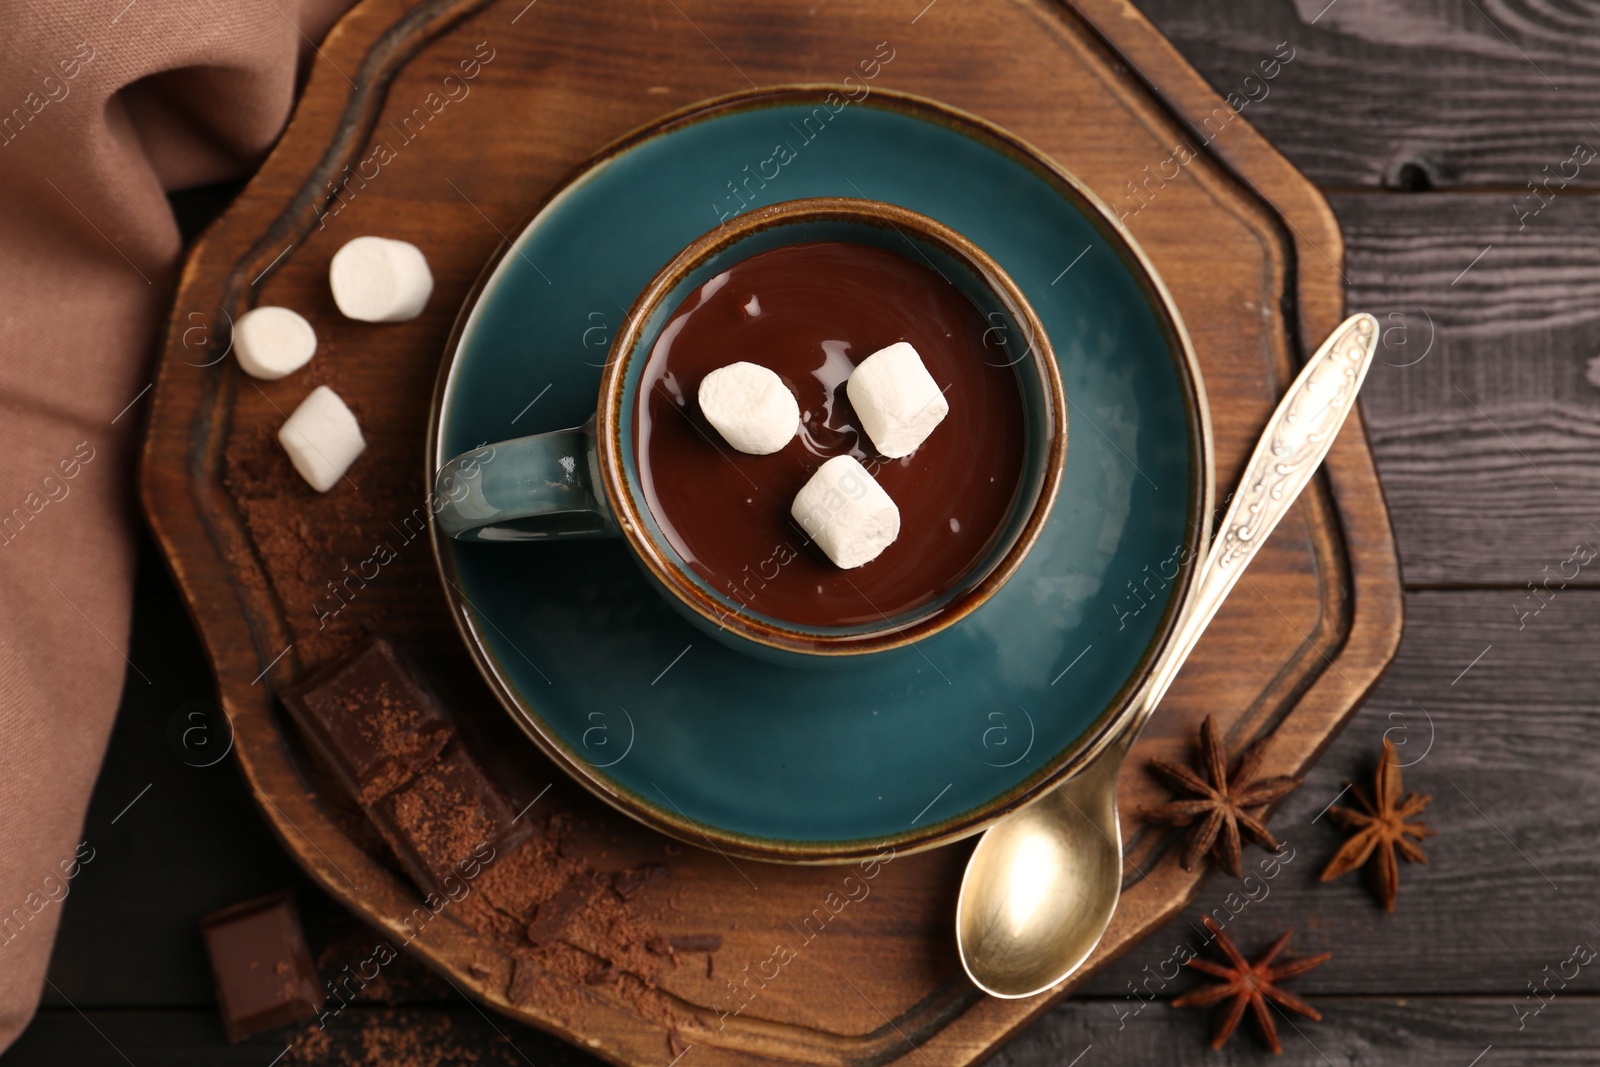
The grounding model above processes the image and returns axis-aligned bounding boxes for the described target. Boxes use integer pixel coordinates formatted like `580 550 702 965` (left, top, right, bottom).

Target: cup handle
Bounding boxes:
433 421 617 542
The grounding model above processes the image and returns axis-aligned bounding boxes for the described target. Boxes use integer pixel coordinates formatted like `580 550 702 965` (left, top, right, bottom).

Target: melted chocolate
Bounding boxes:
634 240 1025 627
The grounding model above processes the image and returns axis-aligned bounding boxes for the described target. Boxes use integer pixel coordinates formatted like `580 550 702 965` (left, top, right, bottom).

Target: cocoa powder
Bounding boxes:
222 408 716 1038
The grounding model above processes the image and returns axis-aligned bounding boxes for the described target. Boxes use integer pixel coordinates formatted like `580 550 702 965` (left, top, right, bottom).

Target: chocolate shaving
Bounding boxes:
508 959 540 1006
611 863 667 901
648 932 724 966
526 875 601 947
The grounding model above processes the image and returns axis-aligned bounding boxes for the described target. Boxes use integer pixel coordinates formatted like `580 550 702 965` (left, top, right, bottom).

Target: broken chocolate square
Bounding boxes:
279 635 453 805
374 744 532 898
200 892 324 1043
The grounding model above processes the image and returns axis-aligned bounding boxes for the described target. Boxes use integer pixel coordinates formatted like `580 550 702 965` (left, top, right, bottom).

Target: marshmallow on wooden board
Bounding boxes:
845 341 949 458
329 236 434 322
278 386 366 492
697 361 800 455
233 306 317 380
791 455 900 569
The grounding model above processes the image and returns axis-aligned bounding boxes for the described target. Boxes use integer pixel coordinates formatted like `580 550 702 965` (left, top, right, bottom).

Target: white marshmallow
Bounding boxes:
791 455 900 569
329 236 434 322
697 361 800 455
846 341 949 458
277 386 366 492
233 306 317 380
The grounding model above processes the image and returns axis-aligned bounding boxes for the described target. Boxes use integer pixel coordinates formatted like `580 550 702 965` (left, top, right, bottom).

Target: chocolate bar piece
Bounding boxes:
200 892 324 1043
279 636 453 805
374 744 532 898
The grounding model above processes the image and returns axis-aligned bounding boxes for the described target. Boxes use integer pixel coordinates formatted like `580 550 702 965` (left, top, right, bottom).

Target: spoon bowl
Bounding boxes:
957 744 1122 997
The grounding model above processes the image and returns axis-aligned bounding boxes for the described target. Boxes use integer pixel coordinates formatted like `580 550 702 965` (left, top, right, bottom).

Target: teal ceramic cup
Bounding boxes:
434 197 1066 664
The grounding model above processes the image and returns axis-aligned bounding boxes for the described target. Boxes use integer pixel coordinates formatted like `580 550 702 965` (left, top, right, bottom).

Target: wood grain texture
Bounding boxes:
1329 191 1600 585
994 995 1600 1066
17 996 1600 1066
33 578 1600 1062
55 579 1594 1013
17 996 1600 1065
1129 0 1600 189
1083 590 1600 1000
136 0 1402 1064
5 1007 599 1067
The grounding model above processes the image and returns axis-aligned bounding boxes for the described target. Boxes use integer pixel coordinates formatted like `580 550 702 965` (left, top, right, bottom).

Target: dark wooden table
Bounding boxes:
9 2 1599 1063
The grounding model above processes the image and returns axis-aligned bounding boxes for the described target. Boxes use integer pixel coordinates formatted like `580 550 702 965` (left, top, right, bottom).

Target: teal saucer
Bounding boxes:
429 87 1211 863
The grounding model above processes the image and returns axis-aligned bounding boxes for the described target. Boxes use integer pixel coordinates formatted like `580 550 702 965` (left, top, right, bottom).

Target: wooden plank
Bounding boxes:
1331 190 1600 585
1081 588 1600 999
999 996 1600 1066
1128 0 1600 189
4 1007 601 1067
18 996 1600 1067
17 997 1600 1067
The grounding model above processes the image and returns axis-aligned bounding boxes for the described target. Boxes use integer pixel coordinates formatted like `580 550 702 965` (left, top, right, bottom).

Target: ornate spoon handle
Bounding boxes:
1138 312 1379 718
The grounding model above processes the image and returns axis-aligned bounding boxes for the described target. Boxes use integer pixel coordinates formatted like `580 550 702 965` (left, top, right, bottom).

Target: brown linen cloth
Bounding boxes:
0 0 353 1048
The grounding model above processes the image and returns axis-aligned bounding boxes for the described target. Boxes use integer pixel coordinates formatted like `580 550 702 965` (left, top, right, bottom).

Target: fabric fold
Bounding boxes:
0 0 354 1049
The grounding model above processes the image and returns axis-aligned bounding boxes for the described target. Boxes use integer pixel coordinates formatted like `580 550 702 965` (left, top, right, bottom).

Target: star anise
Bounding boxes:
1318 736 1434 912
1172 917 1331 1053
1140 715 1302 877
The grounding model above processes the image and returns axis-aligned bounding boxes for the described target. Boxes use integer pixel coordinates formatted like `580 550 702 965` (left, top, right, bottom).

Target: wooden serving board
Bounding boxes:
139 1 1403 1064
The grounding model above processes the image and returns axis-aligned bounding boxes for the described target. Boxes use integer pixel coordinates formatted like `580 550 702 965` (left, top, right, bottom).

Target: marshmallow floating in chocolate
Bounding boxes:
232 306 317 380
278 385 366 492
845 341 949 459
791 455 900 569
329 236 434 322
698 361 800 455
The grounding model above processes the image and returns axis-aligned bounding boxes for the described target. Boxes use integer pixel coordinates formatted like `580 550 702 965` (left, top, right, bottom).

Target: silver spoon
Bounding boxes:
956 313 1379 999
